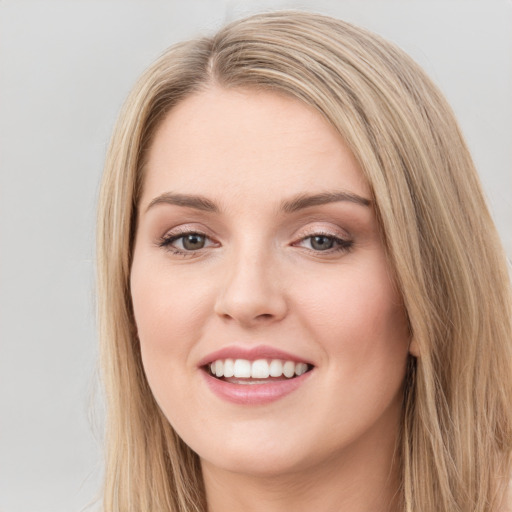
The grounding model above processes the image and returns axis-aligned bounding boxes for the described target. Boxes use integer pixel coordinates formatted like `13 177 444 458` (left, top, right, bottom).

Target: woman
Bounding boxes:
96 11 512 512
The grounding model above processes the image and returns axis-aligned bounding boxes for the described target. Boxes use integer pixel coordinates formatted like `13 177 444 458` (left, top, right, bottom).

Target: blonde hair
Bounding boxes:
97 11 512 511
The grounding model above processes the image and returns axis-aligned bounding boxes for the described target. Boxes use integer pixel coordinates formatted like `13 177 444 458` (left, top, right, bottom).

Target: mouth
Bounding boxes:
204 358 314 384
199 346 315 404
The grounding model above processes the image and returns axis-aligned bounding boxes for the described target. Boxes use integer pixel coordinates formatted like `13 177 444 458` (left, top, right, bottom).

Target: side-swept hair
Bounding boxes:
97 11 512 511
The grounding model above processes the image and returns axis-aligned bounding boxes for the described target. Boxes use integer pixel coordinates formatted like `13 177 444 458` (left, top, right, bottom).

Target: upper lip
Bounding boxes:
198 345 314 368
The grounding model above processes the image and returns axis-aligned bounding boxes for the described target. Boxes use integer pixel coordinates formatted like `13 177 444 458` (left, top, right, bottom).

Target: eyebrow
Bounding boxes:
145 190 371 214
281 191 371 212
146 192 220 213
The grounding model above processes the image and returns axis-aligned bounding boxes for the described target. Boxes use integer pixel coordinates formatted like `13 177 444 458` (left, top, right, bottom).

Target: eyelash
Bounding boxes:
293 231 353 254
157 230 353 256
157 230 216 257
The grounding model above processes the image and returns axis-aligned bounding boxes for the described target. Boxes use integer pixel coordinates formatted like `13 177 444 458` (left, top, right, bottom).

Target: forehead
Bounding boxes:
141 87 369 209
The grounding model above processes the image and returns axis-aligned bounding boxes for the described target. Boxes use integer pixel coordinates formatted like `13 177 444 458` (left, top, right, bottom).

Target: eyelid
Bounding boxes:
292 222 351 240
160 222 218 240
164 232 216 246
290 224 354 254
157 225 220 256
156 223 353 256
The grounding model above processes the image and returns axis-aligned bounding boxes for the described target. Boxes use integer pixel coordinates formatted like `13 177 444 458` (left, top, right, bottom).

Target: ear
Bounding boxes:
408 337 420 357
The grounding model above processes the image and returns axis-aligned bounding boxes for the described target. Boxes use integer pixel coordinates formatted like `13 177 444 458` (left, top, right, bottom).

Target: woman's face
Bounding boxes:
131 87 411 478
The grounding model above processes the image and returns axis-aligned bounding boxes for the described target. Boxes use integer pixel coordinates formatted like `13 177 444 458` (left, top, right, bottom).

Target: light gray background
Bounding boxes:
1 1 510 511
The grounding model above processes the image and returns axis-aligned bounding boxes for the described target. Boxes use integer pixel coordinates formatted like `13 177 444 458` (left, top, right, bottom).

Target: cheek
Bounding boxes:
131 259 206 345
293 268 409 447
130 258 212 421
295 261 409 385
129 256 216 404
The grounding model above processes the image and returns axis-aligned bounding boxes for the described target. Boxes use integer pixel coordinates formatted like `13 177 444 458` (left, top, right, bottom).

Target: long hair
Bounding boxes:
96 11 512 511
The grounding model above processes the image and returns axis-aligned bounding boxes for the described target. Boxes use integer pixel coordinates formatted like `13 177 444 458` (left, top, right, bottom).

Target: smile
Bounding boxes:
200 347 315 405
208 358 311 381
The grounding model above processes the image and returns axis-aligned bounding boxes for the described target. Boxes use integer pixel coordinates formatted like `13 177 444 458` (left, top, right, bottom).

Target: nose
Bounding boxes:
214 246 288 327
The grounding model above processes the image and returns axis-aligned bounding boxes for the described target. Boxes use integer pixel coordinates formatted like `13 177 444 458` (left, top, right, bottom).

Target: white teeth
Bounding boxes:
208 358 310 379
269 359 283 377
251 359 270 378
233 359 251 378
295 362 308 376
283 361 295 378
223 358 234 378
215 360 224 378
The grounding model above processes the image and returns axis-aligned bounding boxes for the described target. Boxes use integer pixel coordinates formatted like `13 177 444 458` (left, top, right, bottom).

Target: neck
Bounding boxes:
202 422 402 512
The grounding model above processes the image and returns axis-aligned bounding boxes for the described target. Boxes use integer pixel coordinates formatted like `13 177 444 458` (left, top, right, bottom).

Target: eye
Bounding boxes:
158 231 217 255
179 233 208 250
309 235 336 251
295 233 353 253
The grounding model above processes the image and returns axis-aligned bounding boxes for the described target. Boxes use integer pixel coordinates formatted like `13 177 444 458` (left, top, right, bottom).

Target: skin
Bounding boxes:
131 87 412 512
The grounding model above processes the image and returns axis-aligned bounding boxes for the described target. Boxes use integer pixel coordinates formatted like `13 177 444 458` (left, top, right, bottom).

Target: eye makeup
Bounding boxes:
157 228 353 258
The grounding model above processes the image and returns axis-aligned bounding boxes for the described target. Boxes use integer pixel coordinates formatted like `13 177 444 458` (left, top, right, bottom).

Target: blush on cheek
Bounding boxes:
317 274 408 375
131 268 214 372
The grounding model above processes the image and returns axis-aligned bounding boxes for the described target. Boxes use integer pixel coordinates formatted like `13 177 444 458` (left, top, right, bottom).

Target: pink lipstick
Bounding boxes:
199 345 314 405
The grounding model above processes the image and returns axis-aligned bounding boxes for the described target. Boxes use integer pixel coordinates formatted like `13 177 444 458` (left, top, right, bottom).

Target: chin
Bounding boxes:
194 426 323 478
201 447 309 479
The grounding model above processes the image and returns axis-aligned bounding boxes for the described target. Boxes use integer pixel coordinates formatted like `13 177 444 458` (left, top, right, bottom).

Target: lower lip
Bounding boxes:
201 370 313 405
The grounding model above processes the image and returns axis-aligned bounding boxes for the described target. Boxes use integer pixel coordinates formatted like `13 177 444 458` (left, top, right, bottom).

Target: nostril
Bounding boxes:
213 271 288 325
